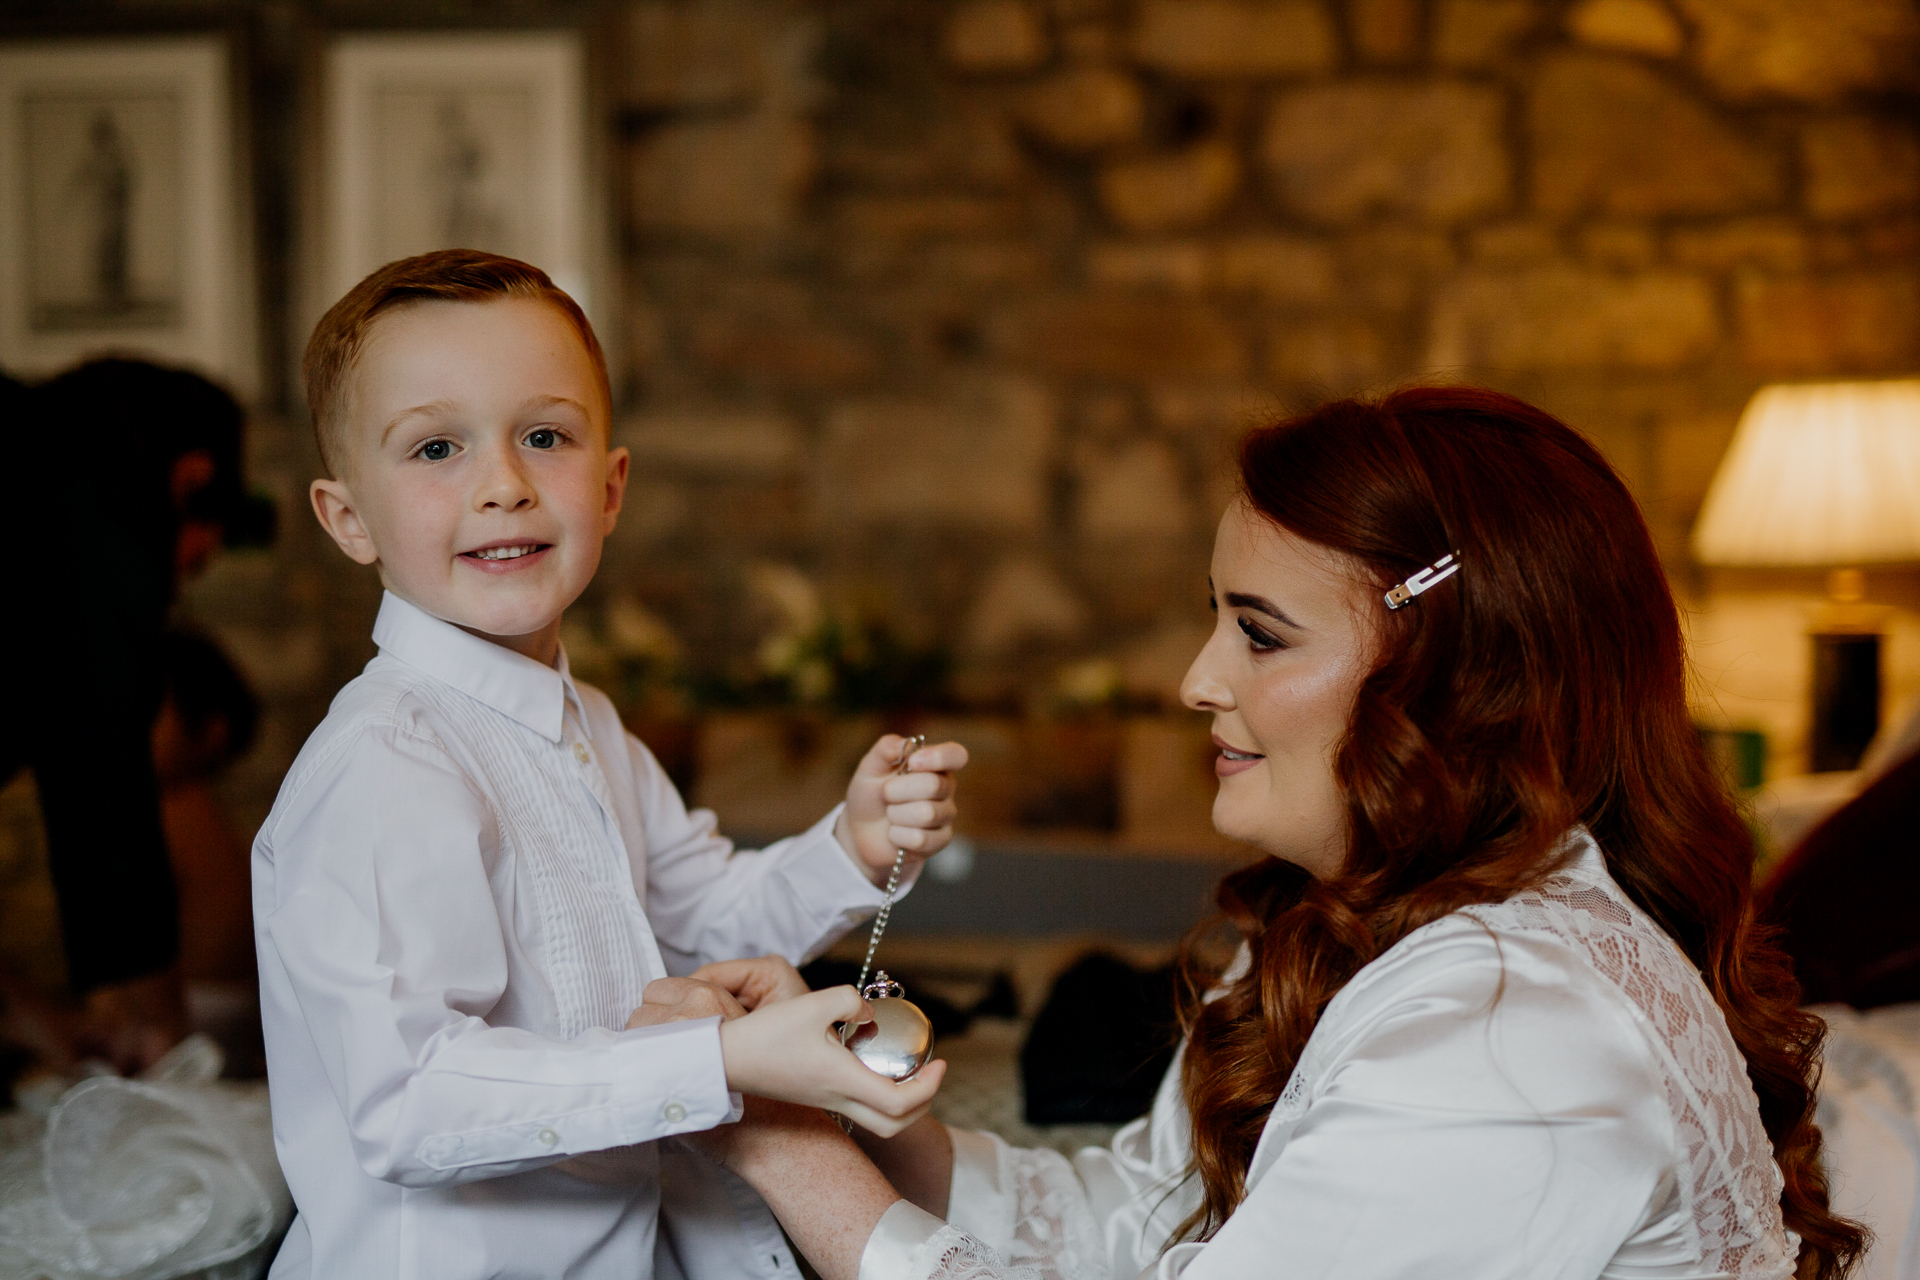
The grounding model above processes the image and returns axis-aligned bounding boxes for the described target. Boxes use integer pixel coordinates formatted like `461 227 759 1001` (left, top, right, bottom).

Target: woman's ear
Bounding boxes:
310 478 380 566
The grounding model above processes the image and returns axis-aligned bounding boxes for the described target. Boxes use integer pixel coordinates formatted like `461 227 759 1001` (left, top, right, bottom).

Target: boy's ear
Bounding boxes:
310 478 381 566
601 445 630 537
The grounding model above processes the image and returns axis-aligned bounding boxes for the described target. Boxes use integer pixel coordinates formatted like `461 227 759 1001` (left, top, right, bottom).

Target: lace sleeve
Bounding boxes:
866 1141 1111 1280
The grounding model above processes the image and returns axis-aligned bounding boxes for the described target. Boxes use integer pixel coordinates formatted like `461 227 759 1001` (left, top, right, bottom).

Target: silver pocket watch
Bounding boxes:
838 735 936 1082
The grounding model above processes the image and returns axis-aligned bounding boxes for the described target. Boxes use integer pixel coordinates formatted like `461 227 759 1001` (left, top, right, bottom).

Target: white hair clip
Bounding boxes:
1384 552 1462 611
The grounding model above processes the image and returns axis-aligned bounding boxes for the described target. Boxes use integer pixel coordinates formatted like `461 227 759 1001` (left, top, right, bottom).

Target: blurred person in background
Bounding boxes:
0 358 270 1075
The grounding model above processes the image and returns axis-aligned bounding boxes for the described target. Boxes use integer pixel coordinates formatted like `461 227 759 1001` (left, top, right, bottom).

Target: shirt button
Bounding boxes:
573 742 590 764
538 1128 559 1147
662 1101 687 1124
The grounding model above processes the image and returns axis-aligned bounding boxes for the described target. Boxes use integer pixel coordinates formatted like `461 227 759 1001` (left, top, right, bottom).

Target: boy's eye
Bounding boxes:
419 440 454 462
526 428 558 449
1237 616 1283 653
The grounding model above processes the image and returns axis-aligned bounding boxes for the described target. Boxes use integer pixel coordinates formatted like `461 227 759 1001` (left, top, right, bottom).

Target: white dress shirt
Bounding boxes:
255 591 897 1280
862 831 1799 1280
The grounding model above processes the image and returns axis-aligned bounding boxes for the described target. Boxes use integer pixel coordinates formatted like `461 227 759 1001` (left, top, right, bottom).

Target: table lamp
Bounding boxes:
1692 379 1920 772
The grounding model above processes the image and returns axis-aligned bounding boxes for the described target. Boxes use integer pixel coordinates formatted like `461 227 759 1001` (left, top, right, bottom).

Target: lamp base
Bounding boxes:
1810 631 1880 773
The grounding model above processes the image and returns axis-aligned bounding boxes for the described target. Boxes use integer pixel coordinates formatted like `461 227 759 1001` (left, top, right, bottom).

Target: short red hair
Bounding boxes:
303 249 608 476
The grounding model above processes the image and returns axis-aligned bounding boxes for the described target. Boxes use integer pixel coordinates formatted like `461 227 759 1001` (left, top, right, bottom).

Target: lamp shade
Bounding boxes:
1692 379 1920 566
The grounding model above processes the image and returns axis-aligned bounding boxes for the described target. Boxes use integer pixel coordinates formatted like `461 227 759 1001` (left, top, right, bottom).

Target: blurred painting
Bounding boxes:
23 91 183 331
0 40 250 390
320 35 598 336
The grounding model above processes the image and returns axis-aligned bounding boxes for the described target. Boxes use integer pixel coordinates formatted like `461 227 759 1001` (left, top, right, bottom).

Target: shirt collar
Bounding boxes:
372 591 577 743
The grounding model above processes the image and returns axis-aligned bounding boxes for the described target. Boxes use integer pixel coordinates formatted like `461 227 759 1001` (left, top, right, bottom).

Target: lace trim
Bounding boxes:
909 1146 1108 1280
1457 870 1796 1278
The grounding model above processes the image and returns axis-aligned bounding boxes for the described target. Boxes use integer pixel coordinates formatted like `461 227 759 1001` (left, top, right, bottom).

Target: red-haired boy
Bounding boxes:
254 250 963 1279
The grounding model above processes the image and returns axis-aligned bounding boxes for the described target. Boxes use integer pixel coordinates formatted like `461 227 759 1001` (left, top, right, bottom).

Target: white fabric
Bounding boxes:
255 591 897 1280
1808 1003 1920 1280
870 831 1799 1280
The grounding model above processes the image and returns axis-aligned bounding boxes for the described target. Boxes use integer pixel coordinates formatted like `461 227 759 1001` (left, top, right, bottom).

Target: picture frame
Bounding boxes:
0 38 254 393
317 32 602 344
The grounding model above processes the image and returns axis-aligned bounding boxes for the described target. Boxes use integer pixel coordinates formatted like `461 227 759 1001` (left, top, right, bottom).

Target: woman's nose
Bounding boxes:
1181 631 1235 712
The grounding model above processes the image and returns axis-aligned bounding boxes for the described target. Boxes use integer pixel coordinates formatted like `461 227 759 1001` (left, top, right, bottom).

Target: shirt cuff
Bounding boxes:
609 1015 736 1144
946 1127 1014 1253
859 1200 948 1280
411 1017 735 1172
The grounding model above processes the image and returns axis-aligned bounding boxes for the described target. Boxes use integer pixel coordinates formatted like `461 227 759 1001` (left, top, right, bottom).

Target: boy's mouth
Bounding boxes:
461 541 552 565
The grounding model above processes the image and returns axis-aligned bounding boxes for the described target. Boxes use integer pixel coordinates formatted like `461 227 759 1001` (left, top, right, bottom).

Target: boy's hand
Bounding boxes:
626 977 747 1030
690 956 810 1011
719 985 946 1137
835 735 970 883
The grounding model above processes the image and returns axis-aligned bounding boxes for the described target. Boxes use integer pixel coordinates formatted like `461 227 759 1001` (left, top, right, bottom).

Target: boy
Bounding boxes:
255 250 962 1279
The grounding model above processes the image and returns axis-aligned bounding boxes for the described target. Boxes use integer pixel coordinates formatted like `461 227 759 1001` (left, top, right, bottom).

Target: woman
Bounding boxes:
696 387 1864 1279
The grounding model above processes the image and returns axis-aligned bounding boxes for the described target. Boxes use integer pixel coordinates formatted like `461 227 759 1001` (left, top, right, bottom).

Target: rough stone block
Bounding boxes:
835 194 1026 239
631 113 815 236
1214 235 1338 302
1667 218 1808 271
1432 0 1536 68
1735 272 1920 373
688 317 876 390
1021 66 1136 157
1529 53 1781 217
1428 266 1718 369
1261 80 1508 224
1087 240 1212 292
943 0 1051 72
1468 220 1561 264
1130 0 1338 76
1351 0 1422 63
1268 318 1389 390
1019 65 1146 152
996 296 1248 378
1678 0 1920 102
819 376 1055 530
621 408 803 475
1566 0 1682 58
1149 383 1278 436
1655 410 1739 516
1098 140 1241 233
624 0 779 110
1578 222 1659 268
1078 439 1193 537
1803 117 1920 221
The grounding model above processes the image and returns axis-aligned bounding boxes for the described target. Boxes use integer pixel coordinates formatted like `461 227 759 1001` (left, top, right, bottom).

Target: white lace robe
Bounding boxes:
859 831 1799 1280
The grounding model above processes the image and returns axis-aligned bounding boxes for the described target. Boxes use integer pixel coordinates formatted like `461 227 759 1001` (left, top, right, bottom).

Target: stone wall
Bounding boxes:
128 0 1920 835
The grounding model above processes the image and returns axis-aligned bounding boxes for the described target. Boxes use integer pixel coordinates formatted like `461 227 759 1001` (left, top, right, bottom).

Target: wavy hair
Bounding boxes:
1174 386 1863 1276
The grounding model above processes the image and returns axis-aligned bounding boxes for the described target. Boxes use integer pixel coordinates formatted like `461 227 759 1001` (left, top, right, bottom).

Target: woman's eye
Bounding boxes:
419 440 453 462
1237 616 1283 652
526 428 558 449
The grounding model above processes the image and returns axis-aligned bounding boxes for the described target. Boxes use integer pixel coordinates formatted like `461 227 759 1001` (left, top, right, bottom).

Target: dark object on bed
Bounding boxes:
1022 952 1177 1125
1762 746 1920 1008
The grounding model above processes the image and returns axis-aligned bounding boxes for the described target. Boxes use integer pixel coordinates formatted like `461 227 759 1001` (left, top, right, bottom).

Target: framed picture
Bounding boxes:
0 39 253 391
318 33 601 340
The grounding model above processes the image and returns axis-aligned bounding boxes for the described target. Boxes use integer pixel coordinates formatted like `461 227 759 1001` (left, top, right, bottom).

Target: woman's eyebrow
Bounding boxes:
1224 591 1302 629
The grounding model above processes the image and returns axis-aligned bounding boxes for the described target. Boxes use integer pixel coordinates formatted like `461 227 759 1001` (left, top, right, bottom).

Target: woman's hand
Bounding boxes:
719 985 947 1137
836 735 970 883
690 955 810 1011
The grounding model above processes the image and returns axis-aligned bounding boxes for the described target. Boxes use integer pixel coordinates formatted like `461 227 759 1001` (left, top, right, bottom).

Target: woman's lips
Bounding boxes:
1213 735 1264 777
459 542 553 574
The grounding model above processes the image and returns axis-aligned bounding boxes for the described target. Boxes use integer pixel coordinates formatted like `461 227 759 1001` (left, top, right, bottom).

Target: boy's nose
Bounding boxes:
474 450 536 511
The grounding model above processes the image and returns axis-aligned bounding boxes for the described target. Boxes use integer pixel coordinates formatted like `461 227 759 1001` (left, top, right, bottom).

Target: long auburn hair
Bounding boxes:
1175 386 1863 1276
